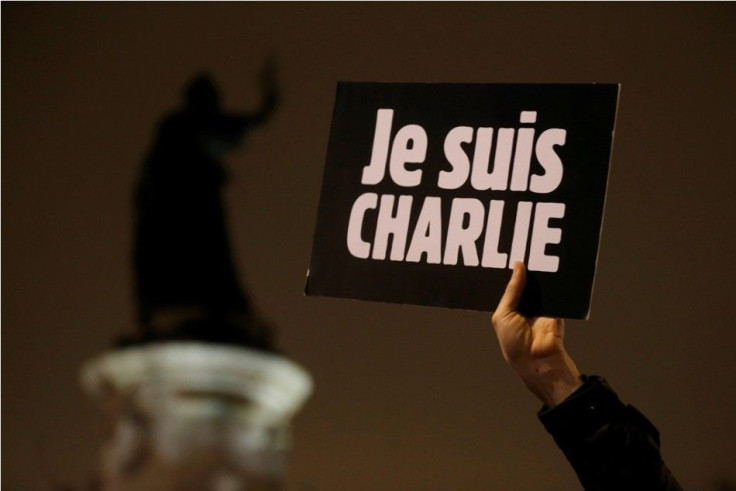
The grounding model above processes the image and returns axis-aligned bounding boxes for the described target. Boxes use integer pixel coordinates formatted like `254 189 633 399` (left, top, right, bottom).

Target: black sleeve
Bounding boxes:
538 375 682 491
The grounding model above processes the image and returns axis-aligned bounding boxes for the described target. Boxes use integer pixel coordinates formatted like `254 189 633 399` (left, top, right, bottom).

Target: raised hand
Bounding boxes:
492 262 582 407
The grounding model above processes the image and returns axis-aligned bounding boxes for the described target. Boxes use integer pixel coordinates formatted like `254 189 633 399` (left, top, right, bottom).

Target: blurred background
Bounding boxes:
3 3 735 490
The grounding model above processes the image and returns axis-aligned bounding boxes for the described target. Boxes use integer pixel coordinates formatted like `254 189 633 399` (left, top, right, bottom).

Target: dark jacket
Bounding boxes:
539 376 682 490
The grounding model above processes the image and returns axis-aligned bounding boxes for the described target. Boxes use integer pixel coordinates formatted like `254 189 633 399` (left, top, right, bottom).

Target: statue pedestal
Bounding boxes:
80 342 313 491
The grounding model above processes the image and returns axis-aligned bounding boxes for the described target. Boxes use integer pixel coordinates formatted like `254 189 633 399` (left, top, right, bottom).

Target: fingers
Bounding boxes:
530 316 565 339
495 261 526 315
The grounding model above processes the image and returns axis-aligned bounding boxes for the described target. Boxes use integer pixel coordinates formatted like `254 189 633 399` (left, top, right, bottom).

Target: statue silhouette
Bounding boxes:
128 63 279 350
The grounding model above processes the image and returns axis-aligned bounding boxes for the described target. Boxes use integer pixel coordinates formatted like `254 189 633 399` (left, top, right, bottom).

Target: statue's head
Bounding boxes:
185 74 221 115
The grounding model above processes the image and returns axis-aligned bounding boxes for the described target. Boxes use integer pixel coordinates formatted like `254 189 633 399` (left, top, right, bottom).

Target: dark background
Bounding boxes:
3 3 735 490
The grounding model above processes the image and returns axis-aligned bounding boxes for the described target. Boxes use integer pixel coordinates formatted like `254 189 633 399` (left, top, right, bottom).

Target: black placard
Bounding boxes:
306 82 619 319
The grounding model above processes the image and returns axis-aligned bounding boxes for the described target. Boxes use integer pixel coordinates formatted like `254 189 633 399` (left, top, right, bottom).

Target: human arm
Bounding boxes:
491 262 682 490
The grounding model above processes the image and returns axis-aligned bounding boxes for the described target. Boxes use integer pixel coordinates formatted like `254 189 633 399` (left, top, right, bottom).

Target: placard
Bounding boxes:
306 82 618 318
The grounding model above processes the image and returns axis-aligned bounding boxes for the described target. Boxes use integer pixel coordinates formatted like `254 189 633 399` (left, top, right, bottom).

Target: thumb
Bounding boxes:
495 261 526 315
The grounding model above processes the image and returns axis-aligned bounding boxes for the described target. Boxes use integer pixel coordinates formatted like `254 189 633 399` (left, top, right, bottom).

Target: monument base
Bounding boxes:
80 342 313 491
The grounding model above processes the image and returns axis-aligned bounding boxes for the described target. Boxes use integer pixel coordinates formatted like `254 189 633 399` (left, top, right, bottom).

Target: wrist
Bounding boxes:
512 352 582 407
